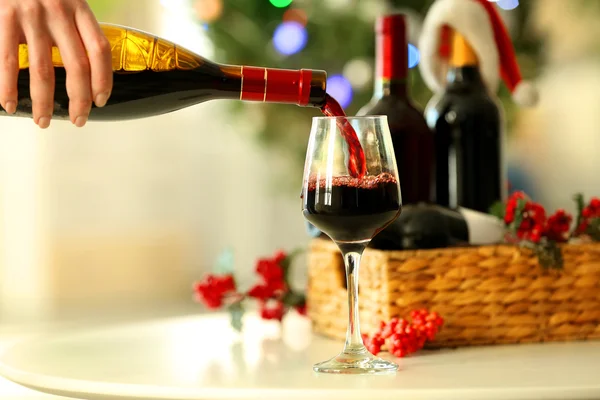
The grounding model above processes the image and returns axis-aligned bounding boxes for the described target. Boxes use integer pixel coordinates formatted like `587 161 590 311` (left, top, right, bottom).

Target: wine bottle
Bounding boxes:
369 203 504 251
425 30 505 213
357 13 434 205
4 23 327 120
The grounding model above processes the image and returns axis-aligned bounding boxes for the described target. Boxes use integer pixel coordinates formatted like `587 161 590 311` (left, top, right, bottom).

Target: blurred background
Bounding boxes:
1 0 599 328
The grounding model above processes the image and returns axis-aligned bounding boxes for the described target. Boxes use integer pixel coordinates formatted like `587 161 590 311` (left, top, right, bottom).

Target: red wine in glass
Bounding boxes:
303 173 401 242
321 94 367 179
301 115 401 374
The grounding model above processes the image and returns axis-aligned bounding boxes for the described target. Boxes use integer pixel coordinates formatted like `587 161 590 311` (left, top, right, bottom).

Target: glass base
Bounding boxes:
313 351 399 375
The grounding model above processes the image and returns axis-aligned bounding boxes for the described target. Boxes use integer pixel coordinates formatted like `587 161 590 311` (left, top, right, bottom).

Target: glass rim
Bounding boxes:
311 115 388 121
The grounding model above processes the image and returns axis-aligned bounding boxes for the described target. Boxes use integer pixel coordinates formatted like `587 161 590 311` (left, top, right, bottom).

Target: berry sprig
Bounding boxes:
362 309 444 358
193 248 305 331
193 274 238 309
574 194 600 240
490 191 600 269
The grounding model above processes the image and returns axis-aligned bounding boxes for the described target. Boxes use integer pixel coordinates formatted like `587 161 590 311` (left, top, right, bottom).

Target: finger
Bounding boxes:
74 3 112 108
20 4 54 128
0 7 20 114
49 8 92 127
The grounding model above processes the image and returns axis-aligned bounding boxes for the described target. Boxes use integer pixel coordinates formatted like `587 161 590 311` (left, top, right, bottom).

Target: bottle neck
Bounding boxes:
236 66 327 107
446 67 486 88
373 78 408 98
373 14 408 99
445 31 486 90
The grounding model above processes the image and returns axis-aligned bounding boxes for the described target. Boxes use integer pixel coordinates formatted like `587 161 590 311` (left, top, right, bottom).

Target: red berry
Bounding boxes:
380 318 398 338
388 331 418 358
247 284 270 300
259 300 285 321
365 310 444 359
193 285 222 309
426 311 444 328
576 198 600 237
295 303 308 316
513 201 547 243
529 227 542 243
193 274 237 310
363 333 385 355
366 342 382 355
544 209 573 242
504 191 528 224
215 275 236 293
247 280 286 300
256 259 283 282
577 220 590 234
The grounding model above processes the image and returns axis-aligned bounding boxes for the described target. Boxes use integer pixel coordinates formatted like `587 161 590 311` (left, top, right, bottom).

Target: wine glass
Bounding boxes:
301 116 402 374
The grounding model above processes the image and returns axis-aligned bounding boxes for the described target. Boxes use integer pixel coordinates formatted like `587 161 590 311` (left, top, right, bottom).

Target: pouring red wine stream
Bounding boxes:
321 94 367 179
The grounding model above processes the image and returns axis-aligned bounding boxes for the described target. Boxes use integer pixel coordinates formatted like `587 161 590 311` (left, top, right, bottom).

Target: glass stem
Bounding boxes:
339 243 367 354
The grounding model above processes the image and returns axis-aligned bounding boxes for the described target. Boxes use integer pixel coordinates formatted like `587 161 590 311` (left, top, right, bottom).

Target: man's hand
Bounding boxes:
0 0 113 128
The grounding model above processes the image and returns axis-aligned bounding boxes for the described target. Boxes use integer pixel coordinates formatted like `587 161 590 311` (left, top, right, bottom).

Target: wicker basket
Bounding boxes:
307 238 600 348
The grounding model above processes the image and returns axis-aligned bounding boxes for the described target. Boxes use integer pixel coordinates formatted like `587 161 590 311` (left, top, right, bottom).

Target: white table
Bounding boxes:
0 312 599 400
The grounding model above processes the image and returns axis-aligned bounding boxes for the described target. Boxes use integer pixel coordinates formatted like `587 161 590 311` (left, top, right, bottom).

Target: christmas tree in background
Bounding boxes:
88 0 542 188
199 0 541 176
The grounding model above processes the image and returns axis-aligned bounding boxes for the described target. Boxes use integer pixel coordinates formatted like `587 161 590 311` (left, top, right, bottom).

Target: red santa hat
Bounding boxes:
418 0 539 107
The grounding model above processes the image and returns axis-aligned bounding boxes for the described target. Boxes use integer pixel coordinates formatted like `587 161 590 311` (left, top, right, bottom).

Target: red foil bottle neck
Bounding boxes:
375 14 408 81
240 67 326 107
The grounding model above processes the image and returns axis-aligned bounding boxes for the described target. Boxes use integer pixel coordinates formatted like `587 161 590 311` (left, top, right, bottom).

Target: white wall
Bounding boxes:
0 0 310 323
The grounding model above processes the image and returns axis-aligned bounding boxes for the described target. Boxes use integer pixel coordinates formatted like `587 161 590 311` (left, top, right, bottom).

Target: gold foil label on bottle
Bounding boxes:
18 24 203 72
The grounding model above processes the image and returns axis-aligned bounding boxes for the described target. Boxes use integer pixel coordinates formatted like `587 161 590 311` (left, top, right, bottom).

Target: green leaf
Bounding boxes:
534 241 564 270
572 193 586 237
213 248 235 275
281 290 306 308
509 198 527 233
586 218 600 241
489 201 506 221
228 301 245 332
279 248 304 281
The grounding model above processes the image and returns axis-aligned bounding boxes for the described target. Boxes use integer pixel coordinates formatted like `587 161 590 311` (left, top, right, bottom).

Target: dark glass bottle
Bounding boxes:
4 23 327 120
358 13 434 205
425 31 505 213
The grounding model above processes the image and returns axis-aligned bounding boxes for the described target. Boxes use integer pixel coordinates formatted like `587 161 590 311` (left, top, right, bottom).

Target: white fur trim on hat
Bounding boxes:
418 0 500 94
512 81 539 107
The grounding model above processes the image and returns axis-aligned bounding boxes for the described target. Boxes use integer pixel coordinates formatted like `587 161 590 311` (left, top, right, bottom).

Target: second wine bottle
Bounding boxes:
425 30 505 214
358 13 434 205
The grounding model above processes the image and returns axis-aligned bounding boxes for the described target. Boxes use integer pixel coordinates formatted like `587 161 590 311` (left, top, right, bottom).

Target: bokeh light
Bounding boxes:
193 0 223 22
327 75 353 109
496 0 519 10
343 59 372 89
305 222 321 238
283 8 308 27
408 43 420 69
324 0 353 8
269 0 293 8
273 22 307 56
